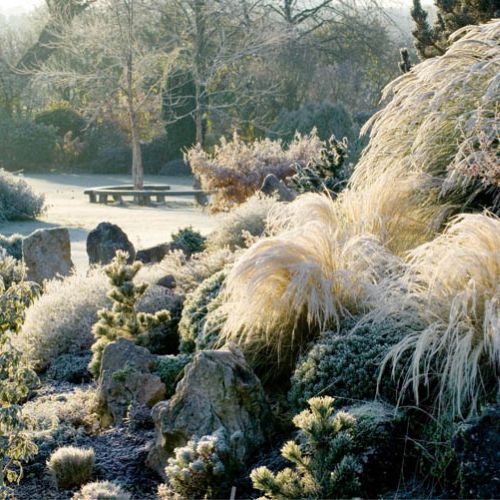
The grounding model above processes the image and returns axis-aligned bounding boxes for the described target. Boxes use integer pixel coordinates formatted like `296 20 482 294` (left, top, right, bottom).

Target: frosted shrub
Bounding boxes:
0 233 23 260
187 131 323 212
251 397 362 499
289 319 406 410
73 481 131 500
160 428 230 499
16 269 110 371
207 194 279 251
0 169 45 221
153 248 235 296
178 270 227 353
47 446 95 489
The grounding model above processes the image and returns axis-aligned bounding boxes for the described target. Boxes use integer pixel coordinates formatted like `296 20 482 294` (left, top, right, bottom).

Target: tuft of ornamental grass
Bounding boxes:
72 481 131 500
221 193 402 368
219 21 500 374
47 446 95 489
352 21 500 214
378 212 500 419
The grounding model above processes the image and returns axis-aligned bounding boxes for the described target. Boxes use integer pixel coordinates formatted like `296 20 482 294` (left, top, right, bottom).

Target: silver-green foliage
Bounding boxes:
161 428 229 499
47 446 94 490
289 320 406 409
251 397 362 499
178 270 227 353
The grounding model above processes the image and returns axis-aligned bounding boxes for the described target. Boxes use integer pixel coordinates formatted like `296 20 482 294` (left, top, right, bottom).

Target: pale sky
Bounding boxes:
0 0 43 16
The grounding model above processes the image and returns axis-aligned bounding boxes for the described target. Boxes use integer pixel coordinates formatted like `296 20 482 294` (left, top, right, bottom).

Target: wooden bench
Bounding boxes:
84 185 209 205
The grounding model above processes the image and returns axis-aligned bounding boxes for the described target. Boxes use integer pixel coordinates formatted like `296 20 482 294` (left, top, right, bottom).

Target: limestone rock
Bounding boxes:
260 173 295 202
87 222 135 265
147 344 271 477
97 339 166 426
22 227 73 283
453 404 500 498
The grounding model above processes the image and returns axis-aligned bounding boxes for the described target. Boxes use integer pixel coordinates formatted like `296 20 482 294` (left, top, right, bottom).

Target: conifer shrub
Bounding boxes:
35 107 86 138
170 226 206 255
187 131 323 212
155 354 192 397
206 194 279 251
89 252 171 378
0 169 45 221
178 270 227 353
289 320 407 410
159 428 231 499
16 270 110 371
251 397 362 499
73 481 131 500
47 446 95 489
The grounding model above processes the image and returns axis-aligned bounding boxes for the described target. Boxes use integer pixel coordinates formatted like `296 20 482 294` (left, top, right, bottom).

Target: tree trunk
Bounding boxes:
126 45 143 190
195 82 204 145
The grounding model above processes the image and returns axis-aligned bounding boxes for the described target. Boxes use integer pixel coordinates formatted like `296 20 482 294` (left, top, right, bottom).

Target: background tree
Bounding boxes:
33 0 170 188
411 0 499 59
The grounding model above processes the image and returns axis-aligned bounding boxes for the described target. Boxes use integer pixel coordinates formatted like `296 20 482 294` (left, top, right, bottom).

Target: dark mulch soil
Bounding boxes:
13 381 161 500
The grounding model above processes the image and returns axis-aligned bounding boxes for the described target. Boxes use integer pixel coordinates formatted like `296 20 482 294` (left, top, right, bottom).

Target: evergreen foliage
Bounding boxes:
89 251 171 378
289 136 350 195
171 226 206 255
289 320 406 410
251 397 362 499
0 254 38 496
162 69 197 157
155 354 192 397
179 270 227 353
411 0 498 59
160 428 230 499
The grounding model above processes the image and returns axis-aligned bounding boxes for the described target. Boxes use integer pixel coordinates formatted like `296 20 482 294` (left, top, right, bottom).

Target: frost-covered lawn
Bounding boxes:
0 173 217 270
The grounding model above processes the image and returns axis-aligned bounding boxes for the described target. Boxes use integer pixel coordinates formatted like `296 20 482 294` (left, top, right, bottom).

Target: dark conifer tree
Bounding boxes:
411 0 499 59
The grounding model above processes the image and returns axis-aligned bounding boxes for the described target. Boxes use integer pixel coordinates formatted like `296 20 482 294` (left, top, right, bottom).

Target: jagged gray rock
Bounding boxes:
97 339 166 427
147 344 271 477
22 227 73 283
87 222 135 265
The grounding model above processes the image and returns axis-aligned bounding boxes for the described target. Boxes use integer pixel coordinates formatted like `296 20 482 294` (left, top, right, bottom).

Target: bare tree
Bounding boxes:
33 0 171 189
159 0 285 145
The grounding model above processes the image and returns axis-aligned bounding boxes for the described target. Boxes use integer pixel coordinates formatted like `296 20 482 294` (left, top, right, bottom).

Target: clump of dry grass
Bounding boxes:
73 481 131 500
187 130 323 212
47 446 95 489
221 194 402 367
377 213 500 418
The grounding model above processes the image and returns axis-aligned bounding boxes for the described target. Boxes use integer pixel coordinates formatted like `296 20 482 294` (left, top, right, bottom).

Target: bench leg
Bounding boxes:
89 193 97 203
112 194 123 204
156 195 166 203
98 194 108 204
